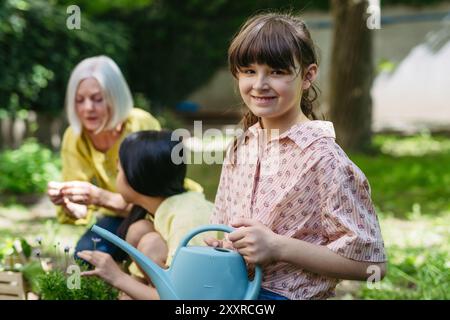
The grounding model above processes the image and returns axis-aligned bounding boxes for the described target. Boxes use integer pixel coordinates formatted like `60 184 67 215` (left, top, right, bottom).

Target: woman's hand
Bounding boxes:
228 218 281 266
60 181 101 206
62 197 88 219
77 250 124 287
47 181 65 205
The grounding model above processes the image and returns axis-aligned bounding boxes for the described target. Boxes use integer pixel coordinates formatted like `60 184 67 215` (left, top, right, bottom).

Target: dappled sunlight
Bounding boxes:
375 133 450 157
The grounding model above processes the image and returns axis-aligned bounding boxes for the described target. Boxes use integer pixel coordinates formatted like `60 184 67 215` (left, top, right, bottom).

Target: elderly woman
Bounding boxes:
47 56 200 260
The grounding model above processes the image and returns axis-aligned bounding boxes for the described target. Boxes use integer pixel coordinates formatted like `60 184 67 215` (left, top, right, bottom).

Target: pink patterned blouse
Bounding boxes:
211 120 386 300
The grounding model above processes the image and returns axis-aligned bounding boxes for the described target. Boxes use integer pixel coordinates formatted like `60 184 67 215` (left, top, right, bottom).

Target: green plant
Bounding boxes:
0 139 61 194
0 237 32 269
38 263 119 300
359 246 450 300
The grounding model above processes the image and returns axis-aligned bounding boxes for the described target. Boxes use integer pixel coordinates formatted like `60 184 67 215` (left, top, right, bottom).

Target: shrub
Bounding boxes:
0 139 61 194
38 266 119 300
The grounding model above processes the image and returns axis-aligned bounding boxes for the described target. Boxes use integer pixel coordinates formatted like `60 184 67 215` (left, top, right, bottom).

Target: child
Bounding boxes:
77 130 217 300
205 12 387 300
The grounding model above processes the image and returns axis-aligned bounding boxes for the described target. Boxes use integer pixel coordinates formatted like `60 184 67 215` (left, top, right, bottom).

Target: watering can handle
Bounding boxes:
178 224 235 248
178 224 263 300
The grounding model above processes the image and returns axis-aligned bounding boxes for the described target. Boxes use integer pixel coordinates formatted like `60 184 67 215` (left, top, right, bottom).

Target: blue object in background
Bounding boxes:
175 101 200 113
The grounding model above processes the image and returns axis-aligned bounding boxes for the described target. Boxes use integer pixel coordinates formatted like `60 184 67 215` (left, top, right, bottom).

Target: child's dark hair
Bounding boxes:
119 130 186 198
229 12 320 131
116 130 186 240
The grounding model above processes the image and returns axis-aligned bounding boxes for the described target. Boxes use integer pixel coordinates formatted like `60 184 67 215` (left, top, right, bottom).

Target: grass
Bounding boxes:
357 212 450 299
351 134 450 219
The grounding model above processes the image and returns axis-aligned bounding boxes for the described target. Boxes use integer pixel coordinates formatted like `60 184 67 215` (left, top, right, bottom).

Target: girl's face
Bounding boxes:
75 77 109 133
116 161 138 203
237 62 314 126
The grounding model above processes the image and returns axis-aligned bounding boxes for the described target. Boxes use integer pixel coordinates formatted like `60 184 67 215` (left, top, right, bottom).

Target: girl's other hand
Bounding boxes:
229 218 281 266
60 181 101 206
77 250 123 287
203 235 234 250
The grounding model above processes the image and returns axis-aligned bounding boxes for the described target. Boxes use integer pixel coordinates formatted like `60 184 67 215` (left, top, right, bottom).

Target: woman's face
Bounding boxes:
116 161 138 203
75 77 109 133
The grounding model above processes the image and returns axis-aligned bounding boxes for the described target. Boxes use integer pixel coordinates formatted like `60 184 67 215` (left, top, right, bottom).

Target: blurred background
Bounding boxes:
0 0 449 300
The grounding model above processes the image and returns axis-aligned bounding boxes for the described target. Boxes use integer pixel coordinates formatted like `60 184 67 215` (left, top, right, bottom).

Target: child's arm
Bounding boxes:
228 218 386 282
274 234 386 281
77 251 160 300
113 272 160 300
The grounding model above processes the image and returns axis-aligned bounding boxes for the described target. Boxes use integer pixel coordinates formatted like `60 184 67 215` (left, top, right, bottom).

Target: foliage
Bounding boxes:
360 247 449 299
0 236 33 267
21 260 46 293
0 0 128 115
358 211 450 300
0 139 61 194
38 263 119 300
350 134 450 218
134 93 185 130
0 236 44 293
2 0 447 116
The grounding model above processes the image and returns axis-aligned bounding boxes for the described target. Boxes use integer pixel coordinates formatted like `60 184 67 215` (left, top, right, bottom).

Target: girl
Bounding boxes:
205 12 387 300
77 130 217 300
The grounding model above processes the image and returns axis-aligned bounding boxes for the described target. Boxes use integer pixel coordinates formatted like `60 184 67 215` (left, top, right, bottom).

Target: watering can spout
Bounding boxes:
90 225 179 299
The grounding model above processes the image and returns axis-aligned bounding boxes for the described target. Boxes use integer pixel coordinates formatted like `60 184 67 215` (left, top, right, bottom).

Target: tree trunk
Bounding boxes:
329 0 374 152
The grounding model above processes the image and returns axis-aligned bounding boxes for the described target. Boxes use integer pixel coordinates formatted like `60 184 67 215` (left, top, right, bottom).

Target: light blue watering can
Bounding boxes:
91 224 262 300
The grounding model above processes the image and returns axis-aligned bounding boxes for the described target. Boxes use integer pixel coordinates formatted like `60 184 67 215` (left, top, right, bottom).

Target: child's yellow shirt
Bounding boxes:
129 191 221 277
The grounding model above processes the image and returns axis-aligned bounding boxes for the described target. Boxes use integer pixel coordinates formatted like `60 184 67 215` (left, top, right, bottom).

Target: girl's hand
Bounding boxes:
77 250 123 287
228 218 281 266
60 181 101 206
203 235 234 250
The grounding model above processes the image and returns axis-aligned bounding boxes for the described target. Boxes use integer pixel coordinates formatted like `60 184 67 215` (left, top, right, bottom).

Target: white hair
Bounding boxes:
65 55 133 135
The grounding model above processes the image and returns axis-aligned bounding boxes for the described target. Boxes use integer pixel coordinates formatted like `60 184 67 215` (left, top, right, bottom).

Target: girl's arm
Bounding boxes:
113 272 160 300
77 250 160 300
274 234 386 281
228 218 386 282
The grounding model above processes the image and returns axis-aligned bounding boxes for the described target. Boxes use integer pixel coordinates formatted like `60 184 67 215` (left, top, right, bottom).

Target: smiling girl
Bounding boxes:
205 12 387 300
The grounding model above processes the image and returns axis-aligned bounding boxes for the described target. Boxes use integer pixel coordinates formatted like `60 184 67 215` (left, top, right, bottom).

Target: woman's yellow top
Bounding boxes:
56 108 202 225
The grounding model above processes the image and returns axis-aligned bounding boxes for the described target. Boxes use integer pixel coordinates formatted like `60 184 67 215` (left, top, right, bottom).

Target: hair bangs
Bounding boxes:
230 19 301 76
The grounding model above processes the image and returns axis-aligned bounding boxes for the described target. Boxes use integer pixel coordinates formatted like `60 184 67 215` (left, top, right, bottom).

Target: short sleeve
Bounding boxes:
321 161 386 263
129 108 161 131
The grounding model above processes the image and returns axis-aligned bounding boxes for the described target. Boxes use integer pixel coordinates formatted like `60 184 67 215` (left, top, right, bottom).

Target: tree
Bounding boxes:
328 0 374 152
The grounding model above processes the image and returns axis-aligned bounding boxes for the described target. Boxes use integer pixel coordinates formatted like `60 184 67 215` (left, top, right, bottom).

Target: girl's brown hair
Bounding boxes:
228 12 320 132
